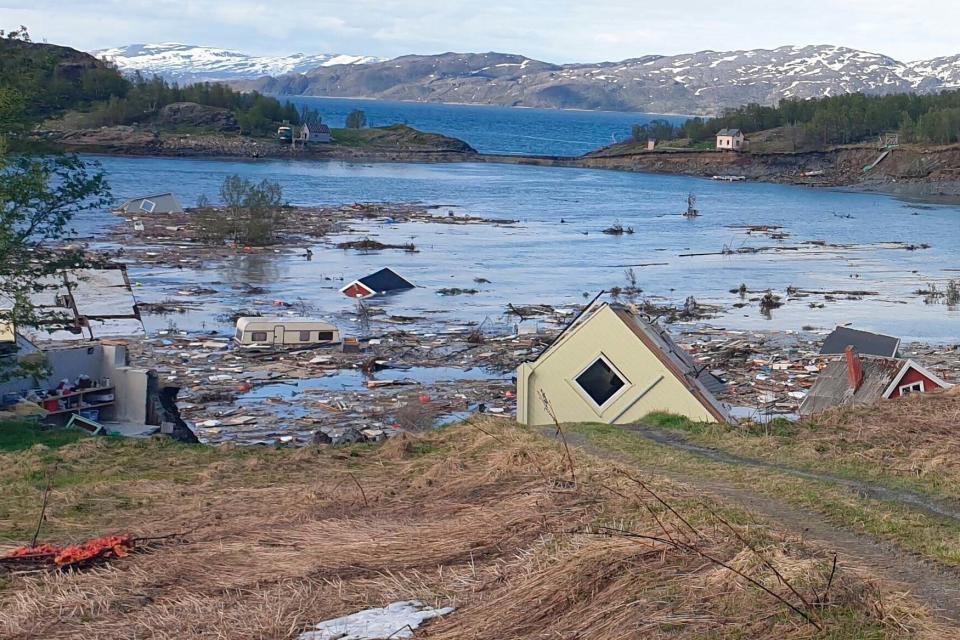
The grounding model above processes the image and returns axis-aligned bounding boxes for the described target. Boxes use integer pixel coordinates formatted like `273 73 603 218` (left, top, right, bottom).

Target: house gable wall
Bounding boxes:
887 366 944 398
518 305 718 426
341 283 374 299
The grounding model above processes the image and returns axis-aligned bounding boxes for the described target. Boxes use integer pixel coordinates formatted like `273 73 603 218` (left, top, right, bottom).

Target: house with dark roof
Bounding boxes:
340 268 415 299
716 128 745 151
301 122 332 144
800 346 951 415
114 193 183 215
820 326 900 358
516 302 731 426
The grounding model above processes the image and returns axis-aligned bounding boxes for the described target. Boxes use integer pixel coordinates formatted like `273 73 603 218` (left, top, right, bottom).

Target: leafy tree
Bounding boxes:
345 109 367 129
0 26 111 377
0 155 110 373
197 175 285 247
631 119 680 142
678 89 960 147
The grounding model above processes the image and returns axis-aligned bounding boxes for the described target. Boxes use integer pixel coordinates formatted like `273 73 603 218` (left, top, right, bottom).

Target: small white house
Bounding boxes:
234 317 340 347
301 122 332 144
115 193 184 215
716 129 745 152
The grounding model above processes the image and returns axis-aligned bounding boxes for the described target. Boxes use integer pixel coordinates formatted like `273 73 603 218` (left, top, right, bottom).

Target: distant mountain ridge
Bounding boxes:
92 43 382 84
243 45 960 115
96 43 960 114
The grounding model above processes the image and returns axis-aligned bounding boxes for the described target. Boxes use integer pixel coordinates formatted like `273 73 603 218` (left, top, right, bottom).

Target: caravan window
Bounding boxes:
251 331 268 342
318 331 334 341
575 356 626 407
299 331 311 341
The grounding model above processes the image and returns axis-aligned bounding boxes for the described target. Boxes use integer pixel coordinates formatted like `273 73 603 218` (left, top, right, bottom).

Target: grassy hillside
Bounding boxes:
568 390 960 569
638 389 960 501
0 34 126 127
0 34 303 137
0 419 938 638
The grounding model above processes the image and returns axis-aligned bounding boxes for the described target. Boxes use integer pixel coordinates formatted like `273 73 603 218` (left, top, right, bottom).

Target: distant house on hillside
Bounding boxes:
800 346 951 415
114 193 183 215
716 128 745 151
301 122 332 144
516 301 731 426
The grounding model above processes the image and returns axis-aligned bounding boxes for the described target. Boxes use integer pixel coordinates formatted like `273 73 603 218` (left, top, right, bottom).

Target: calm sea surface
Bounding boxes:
281 96 686 156
79 150 960 343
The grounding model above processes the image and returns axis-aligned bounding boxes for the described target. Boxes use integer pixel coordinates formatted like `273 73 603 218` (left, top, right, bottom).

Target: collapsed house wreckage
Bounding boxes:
5 249 956 445
0 267 196 442
800 345 952 415
8 194 955 445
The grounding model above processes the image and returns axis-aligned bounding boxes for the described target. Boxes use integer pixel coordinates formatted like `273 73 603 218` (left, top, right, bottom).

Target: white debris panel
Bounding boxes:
297 600 455 640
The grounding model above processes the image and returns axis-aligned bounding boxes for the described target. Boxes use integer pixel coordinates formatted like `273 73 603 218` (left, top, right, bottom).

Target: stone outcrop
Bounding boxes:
155 102 239 132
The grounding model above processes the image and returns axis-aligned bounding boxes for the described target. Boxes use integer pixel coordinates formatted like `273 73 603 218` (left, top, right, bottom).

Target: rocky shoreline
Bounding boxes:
31 126 960 199
34 123 480 164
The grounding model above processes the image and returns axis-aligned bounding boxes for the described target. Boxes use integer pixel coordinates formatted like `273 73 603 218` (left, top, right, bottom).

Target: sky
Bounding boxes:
3 0 958 62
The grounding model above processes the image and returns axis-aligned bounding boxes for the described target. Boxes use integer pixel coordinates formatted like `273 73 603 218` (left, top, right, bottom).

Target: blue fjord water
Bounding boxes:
83 152 960 343
71 99 960 342
282 96 687 156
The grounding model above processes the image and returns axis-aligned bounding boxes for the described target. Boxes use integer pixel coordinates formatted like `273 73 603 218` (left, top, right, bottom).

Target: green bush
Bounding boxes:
196 176 286 246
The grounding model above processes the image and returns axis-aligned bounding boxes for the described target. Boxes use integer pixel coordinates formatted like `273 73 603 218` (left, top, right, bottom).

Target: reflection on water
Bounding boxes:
219 254 286 287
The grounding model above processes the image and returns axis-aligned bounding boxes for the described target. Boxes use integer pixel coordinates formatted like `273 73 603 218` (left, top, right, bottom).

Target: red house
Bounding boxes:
340 268 415 300
800 346 952 415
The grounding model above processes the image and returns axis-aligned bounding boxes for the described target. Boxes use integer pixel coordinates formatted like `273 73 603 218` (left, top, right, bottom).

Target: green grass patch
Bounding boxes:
568 422 960 568
646 415 951 501
0 421 88 452
642 411 698 431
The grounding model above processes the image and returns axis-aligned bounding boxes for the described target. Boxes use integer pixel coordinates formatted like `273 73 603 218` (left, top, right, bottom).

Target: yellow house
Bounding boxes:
516 302 731 426
0 319 13 344
0 306 14 344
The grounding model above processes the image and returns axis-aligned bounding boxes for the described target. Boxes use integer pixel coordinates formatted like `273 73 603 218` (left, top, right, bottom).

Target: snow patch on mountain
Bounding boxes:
92 43 381 83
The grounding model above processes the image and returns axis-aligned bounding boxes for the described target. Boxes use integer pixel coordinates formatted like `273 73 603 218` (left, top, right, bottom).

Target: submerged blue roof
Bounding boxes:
358 268 415 293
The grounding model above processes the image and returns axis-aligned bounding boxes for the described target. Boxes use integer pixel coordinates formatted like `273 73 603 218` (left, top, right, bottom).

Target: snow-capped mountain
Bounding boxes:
92 43 381 83
95 43 960 113
242 44 960 114
907 54 960 90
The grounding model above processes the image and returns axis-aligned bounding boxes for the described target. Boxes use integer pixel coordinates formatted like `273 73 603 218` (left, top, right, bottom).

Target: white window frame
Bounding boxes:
899 380 924 395
139 199 156 213
569 352 632 413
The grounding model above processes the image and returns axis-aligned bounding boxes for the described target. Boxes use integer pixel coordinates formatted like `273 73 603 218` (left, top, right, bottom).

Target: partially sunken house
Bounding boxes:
340 268 415 299
516 302 731 426
800 346 951 415
820 326 900 358
115 193 184 215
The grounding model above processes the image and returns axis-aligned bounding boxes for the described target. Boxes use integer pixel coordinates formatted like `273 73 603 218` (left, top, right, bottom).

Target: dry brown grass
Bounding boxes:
807 389 960 481
0 419 946 639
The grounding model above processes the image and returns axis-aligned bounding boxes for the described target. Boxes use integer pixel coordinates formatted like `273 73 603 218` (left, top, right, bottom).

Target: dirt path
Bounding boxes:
628 425 960 522
540 427 960 625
